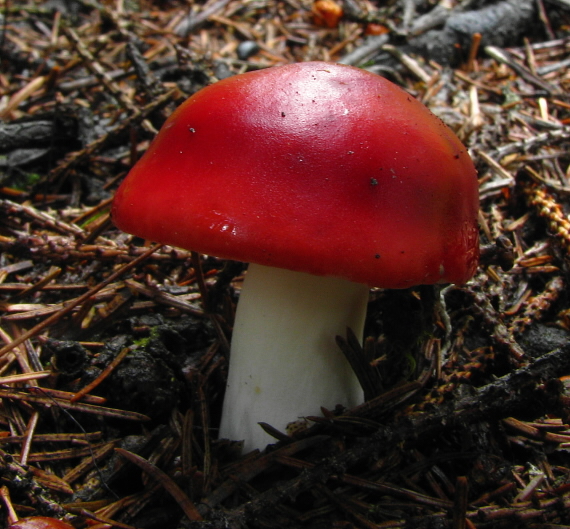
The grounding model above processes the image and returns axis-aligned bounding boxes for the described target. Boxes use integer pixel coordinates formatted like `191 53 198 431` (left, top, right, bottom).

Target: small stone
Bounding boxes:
237 41 259 60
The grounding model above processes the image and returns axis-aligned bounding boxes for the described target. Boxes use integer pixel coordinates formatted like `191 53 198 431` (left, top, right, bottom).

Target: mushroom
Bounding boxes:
112 62 479 452
10 519 75 529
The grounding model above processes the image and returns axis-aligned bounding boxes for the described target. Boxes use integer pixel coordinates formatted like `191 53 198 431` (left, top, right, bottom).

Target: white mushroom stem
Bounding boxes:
218 263 370 453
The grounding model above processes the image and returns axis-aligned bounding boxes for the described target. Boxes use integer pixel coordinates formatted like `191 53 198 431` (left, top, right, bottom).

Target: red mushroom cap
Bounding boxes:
10 518 75 529
112 61 479 288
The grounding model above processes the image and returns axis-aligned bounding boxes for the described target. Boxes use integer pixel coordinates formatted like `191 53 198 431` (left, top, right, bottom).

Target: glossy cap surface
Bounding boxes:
10 518 75 529
112 61 479 287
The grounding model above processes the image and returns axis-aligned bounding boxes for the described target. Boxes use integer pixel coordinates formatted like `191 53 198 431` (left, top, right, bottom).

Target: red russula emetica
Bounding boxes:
113 62 478 288
10 518 75 529
112 61 479 451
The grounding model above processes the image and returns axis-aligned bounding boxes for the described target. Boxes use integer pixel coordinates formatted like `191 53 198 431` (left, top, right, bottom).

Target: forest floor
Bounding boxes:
1 0 570 528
